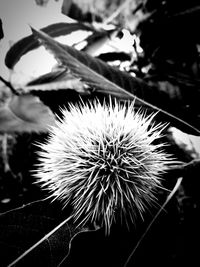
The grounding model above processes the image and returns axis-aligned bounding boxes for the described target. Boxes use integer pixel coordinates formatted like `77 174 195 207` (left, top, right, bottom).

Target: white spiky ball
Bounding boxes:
35 99 171 234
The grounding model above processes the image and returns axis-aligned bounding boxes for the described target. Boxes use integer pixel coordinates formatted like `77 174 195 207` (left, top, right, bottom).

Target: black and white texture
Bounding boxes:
35 99 172 234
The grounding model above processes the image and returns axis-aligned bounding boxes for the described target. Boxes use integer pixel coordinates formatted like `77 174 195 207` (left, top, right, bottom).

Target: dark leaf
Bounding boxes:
27 68 69 85
97 52 131 62
0 18 4 40
61 0 102 22
32 27 200 135
5 22 95 69
0 199 77 267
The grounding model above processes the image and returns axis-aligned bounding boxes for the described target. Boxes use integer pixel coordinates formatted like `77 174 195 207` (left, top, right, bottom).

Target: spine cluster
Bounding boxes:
35 100 172 234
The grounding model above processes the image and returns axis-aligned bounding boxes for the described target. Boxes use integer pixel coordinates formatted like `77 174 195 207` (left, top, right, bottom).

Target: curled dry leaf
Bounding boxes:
168 127 200 159
0 93 56 133
20 79 89 94
20 75 90 95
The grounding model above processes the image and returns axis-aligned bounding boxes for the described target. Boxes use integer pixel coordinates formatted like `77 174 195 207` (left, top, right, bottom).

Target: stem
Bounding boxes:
7 215 73 267
0 76 19 95
168 159 200 180
123 177 183 267
169 5 200 18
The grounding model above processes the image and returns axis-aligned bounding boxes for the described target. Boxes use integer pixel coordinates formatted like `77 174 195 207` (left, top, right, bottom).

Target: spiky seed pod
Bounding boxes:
35 99 172 234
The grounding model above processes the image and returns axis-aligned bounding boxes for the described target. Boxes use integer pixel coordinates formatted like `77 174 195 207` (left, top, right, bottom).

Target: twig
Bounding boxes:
0 76 19 95
169 5 200 18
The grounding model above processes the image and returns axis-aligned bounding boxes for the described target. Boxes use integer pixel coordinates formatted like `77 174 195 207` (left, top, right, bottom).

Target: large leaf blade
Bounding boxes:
31 27 200 135
31 28 150 99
